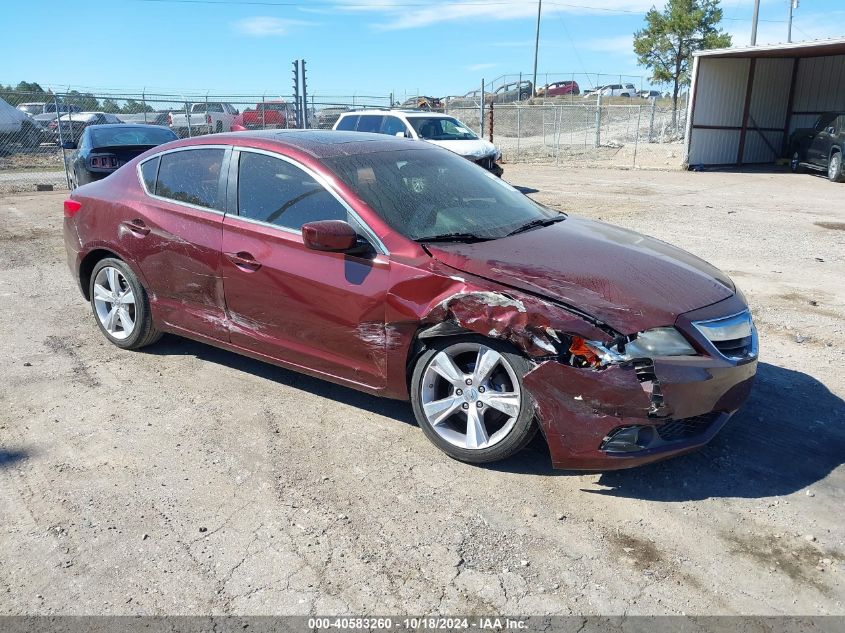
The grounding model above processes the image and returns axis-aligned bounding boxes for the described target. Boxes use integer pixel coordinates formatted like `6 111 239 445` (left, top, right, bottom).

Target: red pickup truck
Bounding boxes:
241 101 293 129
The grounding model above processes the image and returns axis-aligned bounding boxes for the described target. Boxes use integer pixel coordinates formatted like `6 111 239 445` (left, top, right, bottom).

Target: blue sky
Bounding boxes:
2 0 843 99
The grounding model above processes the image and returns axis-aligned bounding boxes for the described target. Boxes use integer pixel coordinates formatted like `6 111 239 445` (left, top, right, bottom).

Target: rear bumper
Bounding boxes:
524 297 758 470
63 217 84 296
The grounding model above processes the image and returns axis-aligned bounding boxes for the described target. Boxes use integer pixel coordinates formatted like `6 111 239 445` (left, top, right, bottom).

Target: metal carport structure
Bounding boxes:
684 38 845 168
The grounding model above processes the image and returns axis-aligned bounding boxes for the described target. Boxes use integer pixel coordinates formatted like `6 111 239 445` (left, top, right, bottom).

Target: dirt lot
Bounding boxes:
0 165 843 616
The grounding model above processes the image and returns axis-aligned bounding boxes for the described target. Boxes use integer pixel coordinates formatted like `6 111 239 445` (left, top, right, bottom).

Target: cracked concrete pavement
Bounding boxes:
0 166 843 615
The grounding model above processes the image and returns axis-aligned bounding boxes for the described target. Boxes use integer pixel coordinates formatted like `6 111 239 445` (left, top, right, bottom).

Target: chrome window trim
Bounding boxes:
232 145 389 256
136 145 230 216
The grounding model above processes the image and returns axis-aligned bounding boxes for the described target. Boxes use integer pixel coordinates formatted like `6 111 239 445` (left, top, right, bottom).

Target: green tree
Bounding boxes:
122 99 154 114
634 0 731 125
101 98 122 113
65 90 101 112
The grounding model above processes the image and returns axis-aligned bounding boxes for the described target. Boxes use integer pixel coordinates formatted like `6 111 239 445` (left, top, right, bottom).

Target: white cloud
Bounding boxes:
233 16 314 37
330 0 656 31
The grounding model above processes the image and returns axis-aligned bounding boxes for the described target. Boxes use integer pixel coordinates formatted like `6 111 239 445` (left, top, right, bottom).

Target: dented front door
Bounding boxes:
220 217 391 390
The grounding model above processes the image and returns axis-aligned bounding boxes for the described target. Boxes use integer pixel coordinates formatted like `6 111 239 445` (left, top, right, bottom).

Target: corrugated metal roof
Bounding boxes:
694 38 845 59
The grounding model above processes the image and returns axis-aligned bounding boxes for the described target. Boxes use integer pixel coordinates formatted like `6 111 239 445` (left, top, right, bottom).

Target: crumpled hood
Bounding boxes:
422 138 498 160
427 216 735 334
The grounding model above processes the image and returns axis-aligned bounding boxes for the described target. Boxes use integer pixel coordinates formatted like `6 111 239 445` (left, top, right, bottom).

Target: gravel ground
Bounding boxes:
0 166 843 616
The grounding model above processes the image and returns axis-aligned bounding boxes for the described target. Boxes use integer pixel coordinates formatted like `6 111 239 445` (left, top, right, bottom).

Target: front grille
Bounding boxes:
656 413 720 442
713 335 754 358
692 310 756 360
475 157 494 171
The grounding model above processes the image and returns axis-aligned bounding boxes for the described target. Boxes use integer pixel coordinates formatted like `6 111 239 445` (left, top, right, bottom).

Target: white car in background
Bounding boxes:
0 97 44 147
333 109 503 176
583 83 638 98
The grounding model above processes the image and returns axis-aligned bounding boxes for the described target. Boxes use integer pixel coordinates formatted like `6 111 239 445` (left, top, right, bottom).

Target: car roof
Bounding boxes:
164 129 431 159
87 123 172 131
340 109 450 119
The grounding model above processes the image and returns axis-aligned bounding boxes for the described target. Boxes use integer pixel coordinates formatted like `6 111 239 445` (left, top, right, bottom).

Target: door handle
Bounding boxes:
225 251 261 271
121 219 150 236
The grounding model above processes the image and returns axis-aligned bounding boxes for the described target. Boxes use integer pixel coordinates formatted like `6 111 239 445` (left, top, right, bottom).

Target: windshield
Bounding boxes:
409 117 477 141
18 104 43 115
91 126 177 147
323 148 559 241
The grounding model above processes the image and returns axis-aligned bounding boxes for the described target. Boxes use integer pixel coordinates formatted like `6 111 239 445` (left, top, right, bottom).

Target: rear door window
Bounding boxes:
335 115 359 131
356 115 383 133
380 116 407 137
155 148 226 210
237 152 348 231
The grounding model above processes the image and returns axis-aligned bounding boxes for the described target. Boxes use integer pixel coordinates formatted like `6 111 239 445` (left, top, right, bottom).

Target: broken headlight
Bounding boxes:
587 327 696 364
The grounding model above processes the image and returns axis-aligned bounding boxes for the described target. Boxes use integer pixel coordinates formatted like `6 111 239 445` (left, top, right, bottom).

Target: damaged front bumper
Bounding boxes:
524 297 758 470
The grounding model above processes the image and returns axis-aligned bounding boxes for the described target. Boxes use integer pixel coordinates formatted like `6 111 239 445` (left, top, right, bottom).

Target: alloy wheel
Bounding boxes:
420 342 522 450
92 266 136 340
829 154 842 181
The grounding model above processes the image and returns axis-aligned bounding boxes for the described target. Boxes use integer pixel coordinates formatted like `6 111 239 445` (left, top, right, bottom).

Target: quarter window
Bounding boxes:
335 115 359 131
237 152 348 230
155 148 225 210
140 156 160 193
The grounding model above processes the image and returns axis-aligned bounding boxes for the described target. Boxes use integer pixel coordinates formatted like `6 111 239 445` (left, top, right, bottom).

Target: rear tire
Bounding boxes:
410 336 537 464
828 152 844 183
216 121 223 133
89 257 162 350
790 151 802 173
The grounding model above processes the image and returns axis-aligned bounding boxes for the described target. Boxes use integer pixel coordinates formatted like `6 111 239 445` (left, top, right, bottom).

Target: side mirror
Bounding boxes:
301 220 361 252
61 141 77 150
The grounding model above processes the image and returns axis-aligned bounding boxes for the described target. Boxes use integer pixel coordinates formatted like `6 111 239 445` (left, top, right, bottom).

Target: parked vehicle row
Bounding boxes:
334 109 503 176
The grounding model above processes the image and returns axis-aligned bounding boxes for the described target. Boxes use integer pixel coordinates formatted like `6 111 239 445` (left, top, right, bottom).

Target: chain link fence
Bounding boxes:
0 87 391 191
445 95 688 169
1 84 687 194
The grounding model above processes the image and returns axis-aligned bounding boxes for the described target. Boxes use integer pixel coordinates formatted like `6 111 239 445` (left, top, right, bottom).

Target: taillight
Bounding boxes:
89 153 118 169
206 114 212 125
63 199 82 218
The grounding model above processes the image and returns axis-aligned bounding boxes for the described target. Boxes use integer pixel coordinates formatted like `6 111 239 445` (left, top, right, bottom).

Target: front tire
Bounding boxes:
89 258 161 350
410 336 537 464
828 152 844 183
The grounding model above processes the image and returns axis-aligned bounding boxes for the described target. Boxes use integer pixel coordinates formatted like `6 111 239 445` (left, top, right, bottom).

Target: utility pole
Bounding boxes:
788 0 798 43
750 0 760 45
292 60 301 128
532 0 542 97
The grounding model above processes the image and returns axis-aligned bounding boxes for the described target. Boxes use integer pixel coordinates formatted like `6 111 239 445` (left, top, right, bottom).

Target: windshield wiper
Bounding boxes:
505 215 566 237
415 232 493 243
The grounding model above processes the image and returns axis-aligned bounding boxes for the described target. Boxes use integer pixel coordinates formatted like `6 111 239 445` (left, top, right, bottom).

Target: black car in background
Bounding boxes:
63 124 177 188
789 112 845 183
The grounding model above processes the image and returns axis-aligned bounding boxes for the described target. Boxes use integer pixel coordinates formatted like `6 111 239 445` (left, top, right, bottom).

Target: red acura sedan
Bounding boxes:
63 130 757 470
